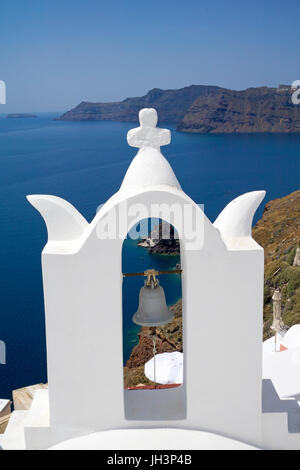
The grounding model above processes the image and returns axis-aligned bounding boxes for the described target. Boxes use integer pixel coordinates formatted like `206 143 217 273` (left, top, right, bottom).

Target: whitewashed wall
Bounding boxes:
25 185 265 449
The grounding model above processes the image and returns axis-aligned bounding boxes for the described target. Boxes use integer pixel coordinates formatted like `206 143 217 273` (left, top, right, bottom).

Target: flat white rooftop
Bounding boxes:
49 428 259 450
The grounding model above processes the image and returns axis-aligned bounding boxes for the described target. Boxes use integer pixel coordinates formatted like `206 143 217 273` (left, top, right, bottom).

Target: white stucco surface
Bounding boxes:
121 109 180 190
49 428 259 450
213 190 266 249
263 326 300 400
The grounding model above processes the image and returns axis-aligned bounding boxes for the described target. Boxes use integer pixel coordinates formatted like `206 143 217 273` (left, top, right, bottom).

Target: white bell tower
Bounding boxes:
19 107 288 450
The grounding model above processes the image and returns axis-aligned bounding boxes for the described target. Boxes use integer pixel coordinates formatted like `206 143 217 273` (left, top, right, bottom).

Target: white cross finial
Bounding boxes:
127 108 171 150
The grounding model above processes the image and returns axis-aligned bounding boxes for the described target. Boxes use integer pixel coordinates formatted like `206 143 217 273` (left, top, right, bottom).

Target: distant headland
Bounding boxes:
57 84 300 134
7 113 37 119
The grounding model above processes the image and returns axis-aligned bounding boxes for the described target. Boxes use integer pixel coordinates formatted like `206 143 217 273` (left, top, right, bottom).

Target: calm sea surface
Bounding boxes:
0 112 299 398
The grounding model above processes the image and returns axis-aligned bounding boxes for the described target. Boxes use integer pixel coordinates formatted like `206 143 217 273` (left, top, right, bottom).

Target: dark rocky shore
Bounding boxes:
138 221 180 255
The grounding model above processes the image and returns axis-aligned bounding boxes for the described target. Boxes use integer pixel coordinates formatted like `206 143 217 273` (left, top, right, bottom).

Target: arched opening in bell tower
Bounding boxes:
122 217 184 387
122 217 186 420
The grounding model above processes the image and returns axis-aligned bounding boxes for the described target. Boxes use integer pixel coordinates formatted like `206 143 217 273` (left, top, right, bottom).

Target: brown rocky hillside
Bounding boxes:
253 190 300 339
58 85 220 123
178 87 300 134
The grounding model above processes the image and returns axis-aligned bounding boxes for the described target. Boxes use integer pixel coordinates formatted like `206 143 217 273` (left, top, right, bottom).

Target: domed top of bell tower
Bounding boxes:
120 108 181 192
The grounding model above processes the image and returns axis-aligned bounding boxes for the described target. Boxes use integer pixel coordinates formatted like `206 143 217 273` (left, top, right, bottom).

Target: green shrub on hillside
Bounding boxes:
287 246 297 265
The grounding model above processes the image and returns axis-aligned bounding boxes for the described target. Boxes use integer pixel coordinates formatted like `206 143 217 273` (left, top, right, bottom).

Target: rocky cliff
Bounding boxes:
58 85 300 133
58 85 220 123
138 221 180 255
252 190 300 338
178 87 300 133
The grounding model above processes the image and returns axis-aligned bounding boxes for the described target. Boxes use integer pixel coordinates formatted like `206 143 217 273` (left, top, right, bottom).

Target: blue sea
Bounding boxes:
0 112 299 399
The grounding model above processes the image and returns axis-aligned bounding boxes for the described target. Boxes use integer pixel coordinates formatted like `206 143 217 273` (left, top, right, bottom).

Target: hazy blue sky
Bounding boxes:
1 0 299 112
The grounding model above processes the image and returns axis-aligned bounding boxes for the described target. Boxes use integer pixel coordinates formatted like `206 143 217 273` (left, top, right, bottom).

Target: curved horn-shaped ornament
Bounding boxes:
27 195 88 242
213 190 266 239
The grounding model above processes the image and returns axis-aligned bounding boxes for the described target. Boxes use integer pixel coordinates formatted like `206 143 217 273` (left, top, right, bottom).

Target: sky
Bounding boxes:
0 0 300 113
